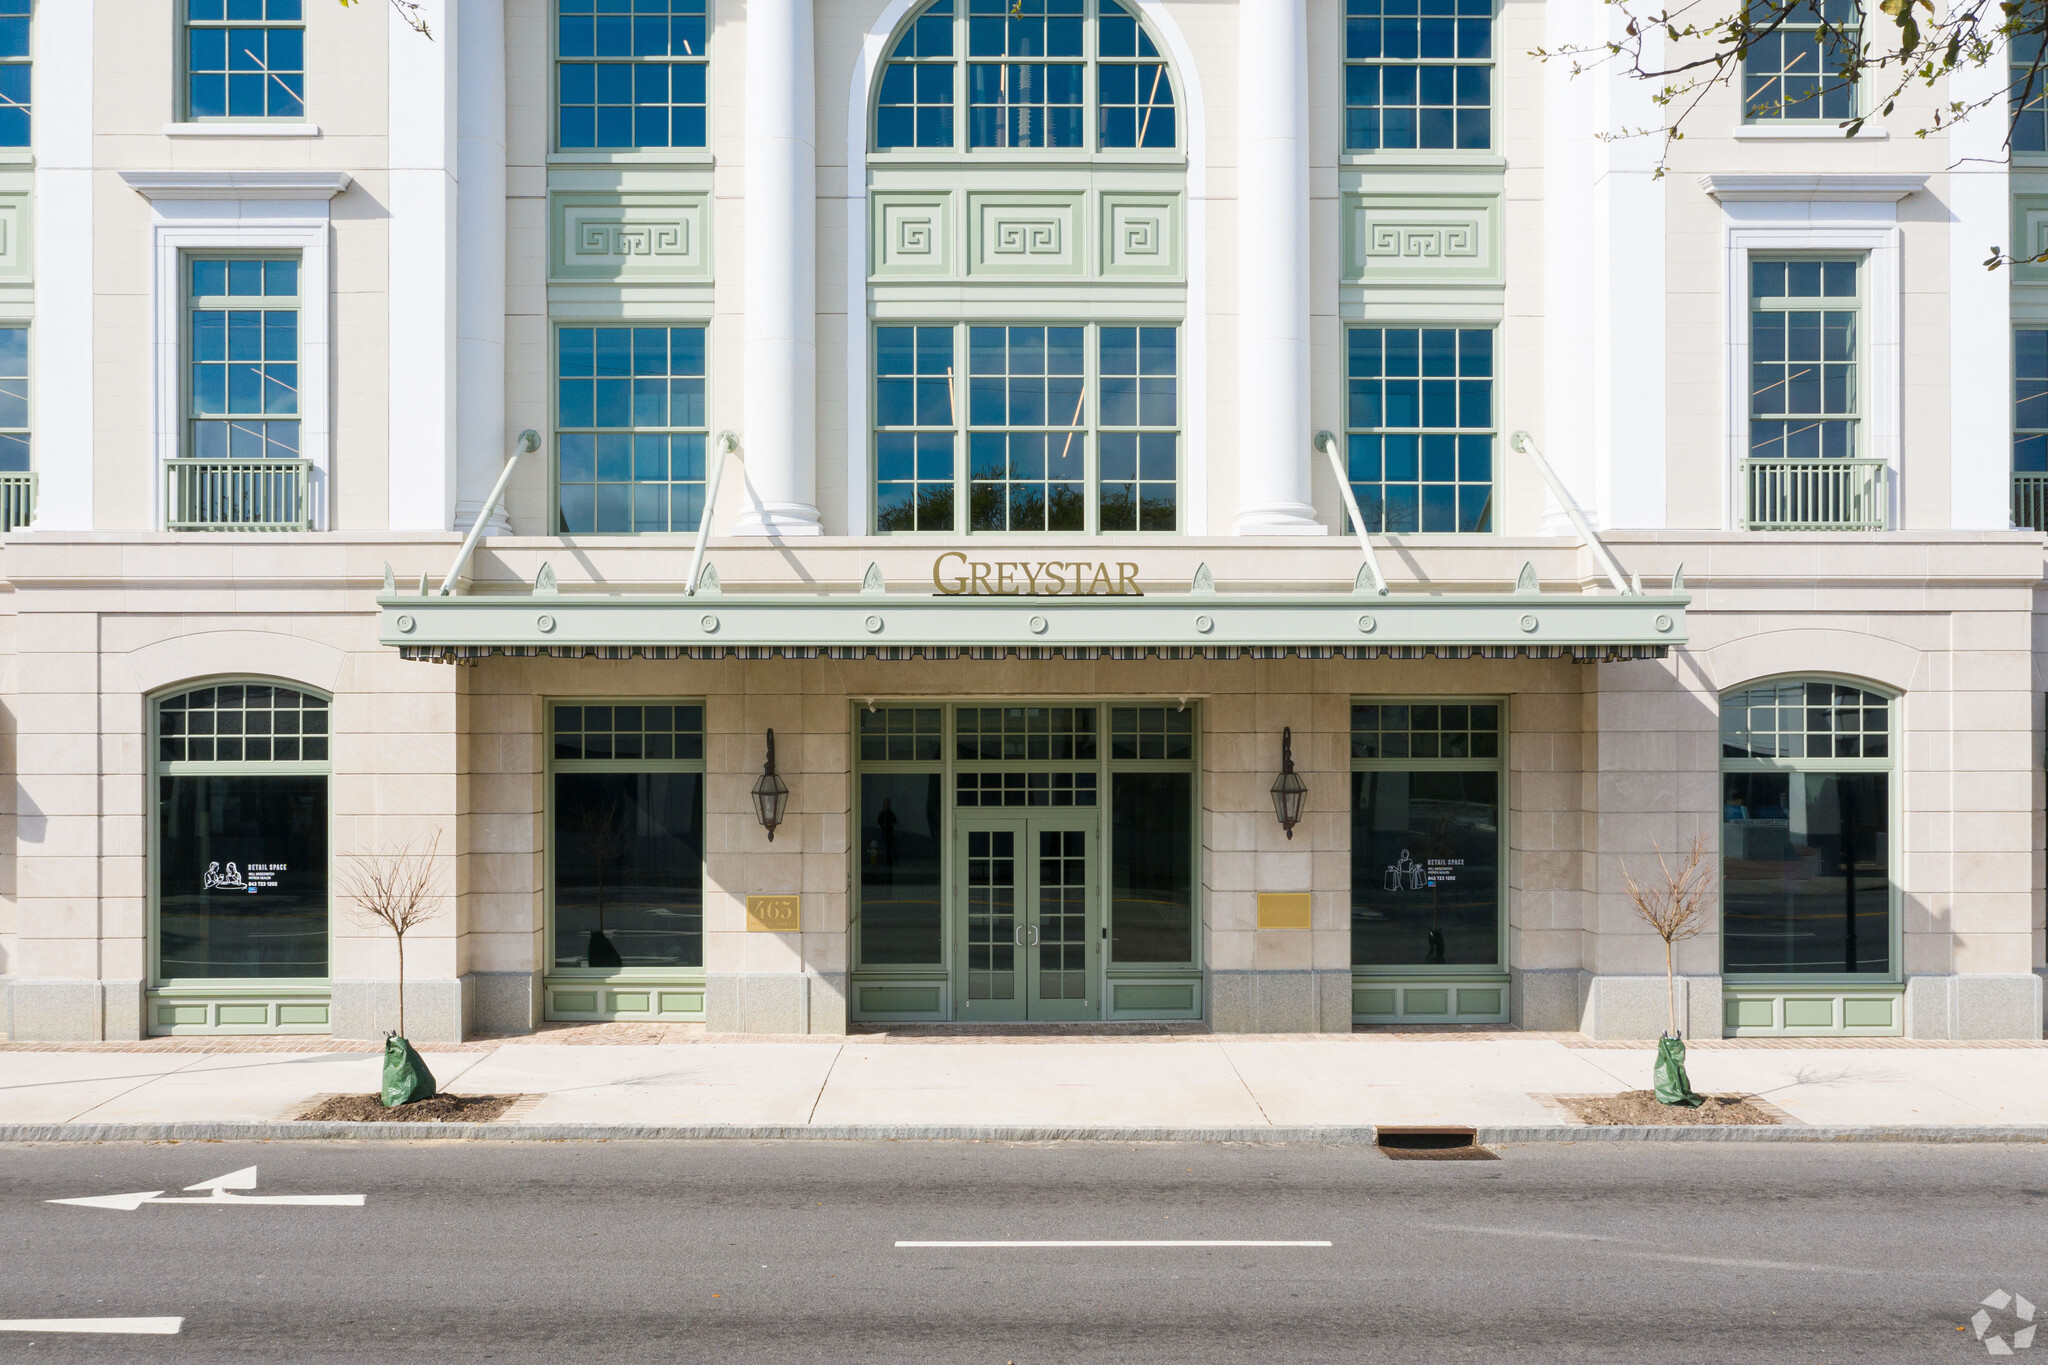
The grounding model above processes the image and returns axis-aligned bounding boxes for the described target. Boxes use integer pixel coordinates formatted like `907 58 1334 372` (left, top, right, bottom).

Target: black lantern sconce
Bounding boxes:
752 728 791 841
1269 726 1307 840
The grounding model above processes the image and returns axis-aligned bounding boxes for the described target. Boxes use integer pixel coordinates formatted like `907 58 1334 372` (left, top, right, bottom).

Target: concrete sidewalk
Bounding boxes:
7 1032 2048 1136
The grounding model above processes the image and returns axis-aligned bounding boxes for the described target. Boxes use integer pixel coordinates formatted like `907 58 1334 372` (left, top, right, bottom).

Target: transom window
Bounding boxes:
1749 259 1858 461
955 770 1099 806
557 0 708 151
552 703 705 761
1741 0 1858 122
1345 0 1492 151
1109 705 1191 760
874 0 1176 151
860 707 945 763
958 705 1098 760
875 323 1180 534
189 257 300 462
0 0 28 146
158 682 330 764
1344 326 1494 534
186 0 304 120
555 325 708 534
1721 679 1887 760
1351 702 1499 759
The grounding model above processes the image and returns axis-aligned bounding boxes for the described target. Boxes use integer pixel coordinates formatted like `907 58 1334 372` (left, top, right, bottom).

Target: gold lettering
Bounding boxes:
969 560 992 594
1088 562 1113 595
1117 562 1142 597
995 562 1017 595
933 551 968 595
1020 561 1043 594
1043 561 1066 594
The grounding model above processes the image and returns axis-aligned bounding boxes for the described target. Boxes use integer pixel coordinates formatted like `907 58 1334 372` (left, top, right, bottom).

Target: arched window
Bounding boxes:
153 682 331 1024
874 0 1177 152
1720 678 1893 979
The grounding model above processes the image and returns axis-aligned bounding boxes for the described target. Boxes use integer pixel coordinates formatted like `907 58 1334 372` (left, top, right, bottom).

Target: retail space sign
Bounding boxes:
1256 892 1312 930
746 894 801 932
931 553 1143 597
201 861 284 894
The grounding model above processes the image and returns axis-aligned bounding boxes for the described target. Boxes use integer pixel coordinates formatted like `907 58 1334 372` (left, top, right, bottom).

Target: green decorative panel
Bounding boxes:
872 193 953 278
1783 997 1836 1029
147 990 332 1036
1403 988 1450 1016
1111 982 1195 1013
215 1004 268 1025
607 991 653 1013
552 990 600 1013
1100 193 1180 280
0 192 30 283
859 984 943 1014
546 980 703 1021
657 990 704 1015
276 1003 329 1025
968 193 1085 278
1342 194 1502 286
1842 996 1897 1029
1726 996 1776 1029
1456 987 1502 1015
550 192 710 284
158 1003 208 1026
1355 987 1398 1015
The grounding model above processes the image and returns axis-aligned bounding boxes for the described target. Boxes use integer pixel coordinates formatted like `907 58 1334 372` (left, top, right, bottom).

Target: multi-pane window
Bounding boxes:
0 326 27 474
2015 33 2048 153
556 326 708 534
1749 259 1858 461
876 323 1180 533
189 257 300 461
859 706 944 763
557 0 708 151
2016 330 2048 477
158 682 330 764
1344 326 1494 534
1344 0 1492 151
0 0 27 147
873 0 1174 151
1741 0 1857 122
186 0 305 121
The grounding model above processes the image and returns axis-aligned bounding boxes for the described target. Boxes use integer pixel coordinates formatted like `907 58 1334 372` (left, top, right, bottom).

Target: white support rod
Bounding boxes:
1316 431 1389 595
686 431 740 596
1509 430 1633 595
437 428 539 597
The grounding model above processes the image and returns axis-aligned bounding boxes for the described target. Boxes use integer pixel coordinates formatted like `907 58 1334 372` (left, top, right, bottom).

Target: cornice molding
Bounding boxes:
1698 173 1927 203
117 169 353 201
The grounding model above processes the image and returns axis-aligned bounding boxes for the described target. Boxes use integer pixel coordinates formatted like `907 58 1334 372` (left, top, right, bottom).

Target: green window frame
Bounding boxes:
1721 677 1896 979
185 0 305 122
555 0 709 152
1349 698 1507 974
2017 329 2048 474
187 255 301 462
873 0 1177 152
553 324 709 534
1343 0 1493 152
1344 325 1494 534
874 322 1181 534
1740 0 1858 122
1749 257 1859 461
0 324 27 473
0 0 28 147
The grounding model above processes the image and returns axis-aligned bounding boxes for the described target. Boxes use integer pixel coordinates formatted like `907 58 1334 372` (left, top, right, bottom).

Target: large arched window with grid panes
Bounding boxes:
863 0 1189 536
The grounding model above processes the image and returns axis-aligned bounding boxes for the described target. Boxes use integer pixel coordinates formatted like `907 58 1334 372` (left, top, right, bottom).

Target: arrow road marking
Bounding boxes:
0 1318 183 1334
49 1166 364 1212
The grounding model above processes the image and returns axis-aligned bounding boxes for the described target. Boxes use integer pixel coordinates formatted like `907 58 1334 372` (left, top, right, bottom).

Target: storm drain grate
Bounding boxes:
1375 1126 1498 1161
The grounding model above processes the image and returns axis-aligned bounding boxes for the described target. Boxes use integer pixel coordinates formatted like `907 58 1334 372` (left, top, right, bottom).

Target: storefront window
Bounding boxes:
550 703 704 969
155 682 330 981
1721 679 1892 975
1350 701 1502 967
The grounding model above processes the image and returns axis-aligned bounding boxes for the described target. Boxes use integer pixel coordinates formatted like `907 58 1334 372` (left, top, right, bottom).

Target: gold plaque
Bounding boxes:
746 894 801 933
1256 892 1312 930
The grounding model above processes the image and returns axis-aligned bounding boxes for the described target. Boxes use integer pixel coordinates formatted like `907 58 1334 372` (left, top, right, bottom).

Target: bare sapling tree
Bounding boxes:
338 0 432 37
339 830 444 1038
1619 834 1716 1038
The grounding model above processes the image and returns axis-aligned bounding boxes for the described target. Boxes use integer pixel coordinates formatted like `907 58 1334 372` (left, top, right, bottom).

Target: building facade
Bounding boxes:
0 0 2041 1042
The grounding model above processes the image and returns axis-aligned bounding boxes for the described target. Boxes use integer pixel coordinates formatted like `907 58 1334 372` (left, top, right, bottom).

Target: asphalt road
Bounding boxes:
0 1139 2041 1362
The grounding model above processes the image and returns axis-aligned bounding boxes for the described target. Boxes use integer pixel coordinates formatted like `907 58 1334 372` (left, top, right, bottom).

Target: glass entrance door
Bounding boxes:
955 815 1098 1021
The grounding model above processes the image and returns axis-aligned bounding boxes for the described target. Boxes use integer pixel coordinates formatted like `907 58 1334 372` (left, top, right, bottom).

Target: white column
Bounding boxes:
1591 12 1665 529
738 0 822 537
31 0 92 530
1539 0 1597 535
1233 0 1322 534
455 0 508 532
387 3 459 531
1950 59 2012 530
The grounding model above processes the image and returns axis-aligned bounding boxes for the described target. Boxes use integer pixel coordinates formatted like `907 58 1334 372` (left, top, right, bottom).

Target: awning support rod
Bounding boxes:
686 431 740 596
1316 431 1389 596
1508 430 1634 595
438 429 539 597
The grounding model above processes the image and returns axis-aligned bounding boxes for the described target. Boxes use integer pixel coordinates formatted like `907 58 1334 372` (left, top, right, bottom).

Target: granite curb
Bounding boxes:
5 1121 2048 1144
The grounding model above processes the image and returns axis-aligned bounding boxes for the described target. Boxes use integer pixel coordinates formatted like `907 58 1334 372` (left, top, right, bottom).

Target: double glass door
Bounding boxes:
956 815 1097 1021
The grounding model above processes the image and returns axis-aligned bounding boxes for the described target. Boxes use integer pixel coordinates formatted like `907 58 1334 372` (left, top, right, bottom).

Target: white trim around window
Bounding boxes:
120 171 349 531
1701 175 1923 532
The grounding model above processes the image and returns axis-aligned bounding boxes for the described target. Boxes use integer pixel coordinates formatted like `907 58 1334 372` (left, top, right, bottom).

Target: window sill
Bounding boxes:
866 148 1185 167
1731 124 1885 141
547 149 715 166
1339 150 1508 169
164 122 323 139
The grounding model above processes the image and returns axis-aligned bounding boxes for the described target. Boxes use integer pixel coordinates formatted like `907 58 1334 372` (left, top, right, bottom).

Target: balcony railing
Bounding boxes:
0 471 33 531
164 458 312 532
1741 457 1888 531
2013 472 2048 532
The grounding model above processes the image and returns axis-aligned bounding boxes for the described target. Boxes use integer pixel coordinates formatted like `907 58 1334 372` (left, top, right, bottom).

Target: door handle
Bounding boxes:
1026 925 1040 946
1015 924 1027 947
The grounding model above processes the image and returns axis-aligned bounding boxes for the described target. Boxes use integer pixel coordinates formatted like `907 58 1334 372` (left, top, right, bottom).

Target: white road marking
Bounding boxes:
50 1165 364 1212
0 1318 183 1335
895 1240 1331 1248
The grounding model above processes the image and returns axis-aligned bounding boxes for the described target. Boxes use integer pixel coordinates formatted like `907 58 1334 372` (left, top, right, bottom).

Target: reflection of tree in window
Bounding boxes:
569 789 628 968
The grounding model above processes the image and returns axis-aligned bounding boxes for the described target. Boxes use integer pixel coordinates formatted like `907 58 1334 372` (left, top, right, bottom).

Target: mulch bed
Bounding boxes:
1556 1091 1783 1126
295 1093 520 1123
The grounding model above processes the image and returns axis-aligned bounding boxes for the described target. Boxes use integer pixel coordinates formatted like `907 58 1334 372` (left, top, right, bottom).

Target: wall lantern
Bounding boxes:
752 728 791 841
1269 726 1307 840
